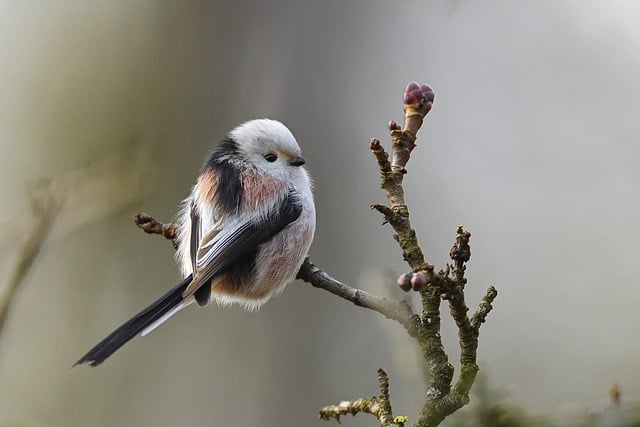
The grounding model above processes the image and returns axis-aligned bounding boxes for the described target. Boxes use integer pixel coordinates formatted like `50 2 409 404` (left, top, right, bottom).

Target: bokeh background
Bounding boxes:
1 1 639 426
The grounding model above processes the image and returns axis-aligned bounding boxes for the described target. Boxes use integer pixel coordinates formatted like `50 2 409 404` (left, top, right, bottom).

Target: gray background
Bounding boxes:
1 1 639 425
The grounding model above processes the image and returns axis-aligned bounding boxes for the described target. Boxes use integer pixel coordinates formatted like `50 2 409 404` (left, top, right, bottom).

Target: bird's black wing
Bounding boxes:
182 190 302 300
189 199 200 274
75 190 302 367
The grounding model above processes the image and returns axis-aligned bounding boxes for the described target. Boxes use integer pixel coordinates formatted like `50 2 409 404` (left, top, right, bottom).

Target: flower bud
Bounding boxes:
397 273 412 292
411 273 427 291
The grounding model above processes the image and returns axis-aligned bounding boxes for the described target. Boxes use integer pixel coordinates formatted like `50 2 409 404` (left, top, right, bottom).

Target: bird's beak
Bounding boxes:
289 156 306 167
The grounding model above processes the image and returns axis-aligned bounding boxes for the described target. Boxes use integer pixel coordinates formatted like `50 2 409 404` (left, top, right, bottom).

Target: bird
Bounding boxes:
75 119 316 366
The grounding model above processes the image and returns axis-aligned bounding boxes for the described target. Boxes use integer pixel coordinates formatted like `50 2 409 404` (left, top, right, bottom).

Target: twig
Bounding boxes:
319 369 407 427
369 82 434 275
470 286 498 333
134 213 179 248
369 83 497 427
297 259 418 337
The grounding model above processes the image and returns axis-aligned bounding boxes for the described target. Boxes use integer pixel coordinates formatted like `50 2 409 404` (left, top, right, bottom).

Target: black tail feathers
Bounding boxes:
74 275 192 367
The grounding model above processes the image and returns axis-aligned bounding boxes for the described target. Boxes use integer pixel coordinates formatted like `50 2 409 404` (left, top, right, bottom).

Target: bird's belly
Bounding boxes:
210 218 314 310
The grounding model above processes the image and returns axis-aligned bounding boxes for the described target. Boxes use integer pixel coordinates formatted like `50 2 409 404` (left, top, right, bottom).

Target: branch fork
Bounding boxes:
322 82 497 427
319 369 406 427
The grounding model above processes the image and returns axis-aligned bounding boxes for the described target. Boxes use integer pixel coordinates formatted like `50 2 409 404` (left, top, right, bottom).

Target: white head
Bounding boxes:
229 119 308 182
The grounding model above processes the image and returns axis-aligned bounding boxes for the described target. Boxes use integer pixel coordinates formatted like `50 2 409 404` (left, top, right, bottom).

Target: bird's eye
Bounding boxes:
264 153 278 162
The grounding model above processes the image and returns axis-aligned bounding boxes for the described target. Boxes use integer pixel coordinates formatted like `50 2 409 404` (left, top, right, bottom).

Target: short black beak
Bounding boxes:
289 156 306 167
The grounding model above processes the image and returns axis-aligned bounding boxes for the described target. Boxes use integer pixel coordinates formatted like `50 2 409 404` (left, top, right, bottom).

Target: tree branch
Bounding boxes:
470 286 498 333
365 82 498 427
319 369 407 427
297 259 419 337
134 213 179 248
0 141 153 337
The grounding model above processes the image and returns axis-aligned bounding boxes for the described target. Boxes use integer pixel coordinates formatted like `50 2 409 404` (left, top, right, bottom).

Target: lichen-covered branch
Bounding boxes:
470 286 498 333
369 82 497 427
319 369 407 427
416 226 489 425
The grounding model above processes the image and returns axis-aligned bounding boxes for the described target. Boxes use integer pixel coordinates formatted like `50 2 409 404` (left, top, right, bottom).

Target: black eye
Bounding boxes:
264 153 277 162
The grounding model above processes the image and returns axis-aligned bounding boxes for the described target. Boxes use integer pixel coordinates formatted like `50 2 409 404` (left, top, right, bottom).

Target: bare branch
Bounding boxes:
369 83 439 284
369 83 497 427
319 369 406 427
297 259 418 338
470 286 498 333
376 369 394 426
134 213 179 248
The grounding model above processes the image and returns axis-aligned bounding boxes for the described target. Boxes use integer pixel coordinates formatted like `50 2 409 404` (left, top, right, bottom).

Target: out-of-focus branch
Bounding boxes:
0 190 61 333
0 141 154 336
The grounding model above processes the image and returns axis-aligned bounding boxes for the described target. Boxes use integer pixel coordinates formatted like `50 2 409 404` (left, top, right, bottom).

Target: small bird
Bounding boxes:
75 119 316 366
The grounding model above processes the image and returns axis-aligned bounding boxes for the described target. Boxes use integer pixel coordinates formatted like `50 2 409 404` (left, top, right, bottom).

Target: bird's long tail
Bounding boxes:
74 275 193 367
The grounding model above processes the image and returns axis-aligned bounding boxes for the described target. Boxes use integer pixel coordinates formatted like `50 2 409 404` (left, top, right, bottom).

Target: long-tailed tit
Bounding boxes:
76 119 315 366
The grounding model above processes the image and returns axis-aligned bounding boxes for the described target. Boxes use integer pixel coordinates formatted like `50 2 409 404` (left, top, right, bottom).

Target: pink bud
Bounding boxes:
403 81 435 107
411 273 427 291
397 273 412 292
420 84 434 102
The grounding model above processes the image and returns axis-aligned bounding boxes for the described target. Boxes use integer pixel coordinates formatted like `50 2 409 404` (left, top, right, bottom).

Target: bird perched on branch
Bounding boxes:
76 119 316 366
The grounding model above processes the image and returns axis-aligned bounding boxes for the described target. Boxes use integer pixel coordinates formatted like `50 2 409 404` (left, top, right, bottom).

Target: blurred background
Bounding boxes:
1 1 639 426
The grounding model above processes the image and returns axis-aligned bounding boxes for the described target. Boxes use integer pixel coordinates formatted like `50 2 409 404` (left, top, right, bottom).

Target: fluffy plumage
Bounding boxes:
75 119 315 366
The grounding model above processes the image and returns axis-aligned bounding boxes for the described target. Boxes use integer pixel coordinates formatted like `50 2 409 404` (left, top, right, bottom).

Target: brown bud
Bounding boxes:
397 273 413 292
